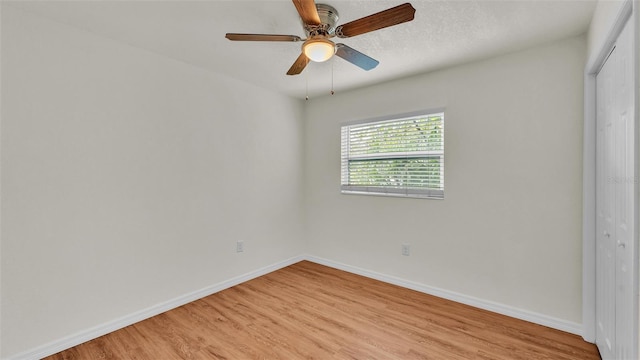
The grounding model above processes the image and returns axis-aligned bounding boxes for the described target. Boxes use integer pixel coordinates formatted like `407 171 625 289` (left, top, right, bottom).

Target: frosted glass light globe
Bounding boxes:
303 38 335 62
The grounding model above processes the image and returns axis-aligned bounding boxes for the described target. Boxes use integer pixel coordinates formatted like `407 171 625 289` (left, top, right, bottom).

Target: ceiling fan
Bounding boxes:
225 0 416 76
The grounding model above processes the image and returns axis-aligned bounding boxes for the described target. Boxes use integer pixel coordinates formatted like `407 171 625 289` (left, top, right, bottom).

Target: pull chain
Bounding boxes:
305 71 309 101
330 59 335 96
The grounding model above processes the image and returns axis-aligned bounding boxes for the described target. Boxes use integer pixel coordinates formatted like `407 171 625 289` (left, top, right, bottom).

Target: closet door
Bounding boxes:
595 18 636 360
595 43 616 360
612 18 635 360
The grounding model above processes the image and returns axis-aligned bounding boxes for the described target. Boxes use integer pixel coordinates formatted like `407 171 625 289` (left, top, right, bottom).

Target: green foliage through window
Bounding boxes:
341 112 444 198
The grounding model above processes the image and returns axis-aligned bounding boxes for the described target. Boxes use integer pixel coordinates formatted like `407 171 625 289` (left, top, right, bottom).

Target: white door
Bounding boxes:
595 18 636 360
595 42 616 360
612 18 635 360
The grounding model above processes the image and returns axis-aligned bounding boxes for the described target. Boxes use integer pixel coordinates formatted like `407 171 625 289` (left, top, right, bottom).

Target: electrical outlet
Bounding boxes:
236 241 244 253
402 244 410 256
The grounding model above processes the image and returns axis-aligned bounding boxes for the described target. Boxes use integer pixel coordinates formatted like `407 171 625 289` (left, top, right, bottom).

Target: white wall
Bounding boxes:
0 6 304 358
304 36 586 324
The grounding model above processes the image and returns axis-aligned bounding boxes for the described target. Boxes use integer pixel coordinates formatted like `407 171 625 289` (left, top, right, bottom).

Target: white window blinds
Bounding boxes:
341 112 444 199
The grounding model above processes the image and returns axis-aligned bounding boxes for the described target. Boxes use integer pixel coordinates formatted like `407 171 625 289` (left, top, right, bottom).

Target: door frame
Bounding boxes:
582 0 638 353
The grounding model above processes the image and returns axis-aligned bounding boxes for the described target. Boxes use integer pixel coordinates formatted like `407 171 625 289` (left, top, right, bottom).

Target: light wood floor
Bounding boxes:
45 261 600 359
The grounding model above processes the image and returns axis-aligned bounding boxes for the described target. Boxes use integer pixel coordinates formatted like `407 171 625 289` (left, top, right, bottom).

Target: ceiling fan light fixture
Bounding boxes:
303 37 335 62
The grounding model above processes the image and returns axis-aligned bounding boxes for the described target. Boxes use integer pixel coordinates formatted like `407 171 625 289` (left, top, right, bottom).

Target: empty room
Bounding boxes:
1 0 638 359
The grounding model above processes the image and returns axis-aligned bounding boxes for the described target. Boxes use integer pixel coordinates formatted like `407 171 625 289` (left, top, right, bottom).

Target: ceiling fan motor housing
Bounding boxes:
304 3 339 36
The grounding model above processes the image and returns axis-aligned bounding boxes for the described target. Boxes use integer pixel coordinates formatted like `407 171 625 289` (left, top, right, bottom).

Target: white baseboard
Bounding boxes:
304 255 583 336
8 253 584 359
7 255 304 360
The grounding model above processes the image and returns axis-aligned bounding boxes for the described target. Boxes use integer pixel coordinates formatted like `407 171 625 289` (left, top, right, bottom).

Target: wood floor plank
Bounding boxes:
44 261 600 360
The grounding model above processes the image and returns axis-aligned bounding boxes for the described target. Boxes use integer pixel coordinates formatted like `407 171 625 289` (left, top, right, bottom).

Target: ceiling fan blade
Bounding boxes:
335 44 379 71
335 3 416 38
287 53 310 75
225 33 303 42
292 0 321 25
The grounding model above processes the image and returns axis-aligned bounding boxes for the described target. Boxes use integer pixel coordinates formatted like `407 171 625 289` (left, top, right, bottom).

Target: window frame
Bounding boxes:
340 109 445 200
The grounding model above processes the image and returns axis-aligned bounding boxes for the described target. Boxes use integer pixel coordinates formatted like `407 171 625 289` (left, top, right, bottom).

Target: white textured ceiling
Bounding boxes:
5 0 596 99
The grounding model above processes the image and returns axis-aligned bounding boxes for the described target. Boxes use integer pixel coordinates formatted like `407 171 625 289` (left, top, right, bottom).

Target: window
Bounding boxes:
340 111 444 199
